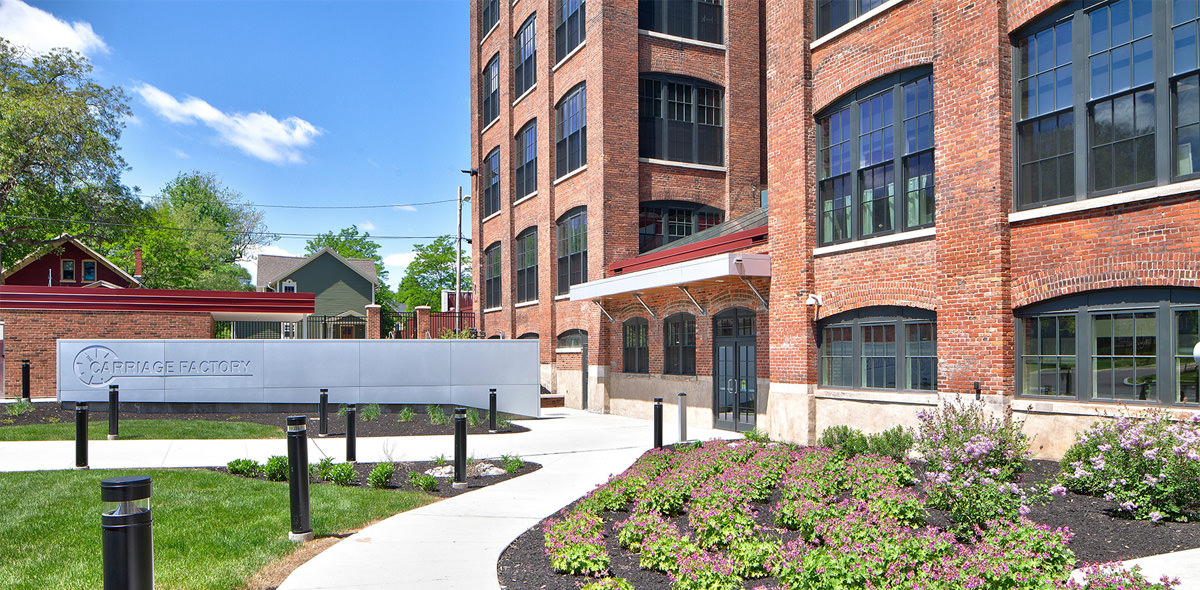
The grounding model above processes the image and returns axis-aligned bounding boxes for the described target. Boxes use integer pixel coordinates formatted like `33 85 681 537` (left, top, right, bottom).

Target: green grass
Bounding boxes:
0 420 283 441
0 468 436 590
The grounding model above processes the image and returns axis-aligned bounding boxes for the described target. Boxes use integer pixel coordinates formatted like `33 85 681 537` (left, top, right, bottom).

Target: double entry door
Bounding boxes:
714 308 757 432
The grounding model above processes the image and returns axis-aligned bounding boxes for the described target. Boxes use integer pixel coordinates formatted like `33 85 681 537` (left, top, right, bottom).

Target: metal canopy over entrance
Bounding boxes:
713 307 757 432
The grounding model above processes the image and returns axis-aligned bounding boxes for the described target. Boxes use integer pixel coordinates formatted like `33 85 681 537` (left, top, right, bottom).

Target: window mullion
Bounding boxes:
849 102 862 241
1157 300 1172 406
892 84 905 233
851 320 861 389
1072 5 1088 201
1076 308 1090 402
1153 2 1171 184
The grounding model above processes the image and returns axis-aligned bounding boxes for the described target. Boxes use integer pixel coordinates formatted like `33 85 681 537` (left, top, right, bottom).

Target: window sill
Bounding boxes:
483 306 503 314
513 191 538 207
480 117 499 136
554 165 587 185
554 294 571 301
813 227 935 256
512 83 537 107
480 22 500 46
637 29 726 51
810 0 909 49
552 40 586 72
638 157 726 173
514 300 538 308
481 210 502 224
1011 398 1181 417
555 347 583 354
1009 178 1200 224
813 388 939 405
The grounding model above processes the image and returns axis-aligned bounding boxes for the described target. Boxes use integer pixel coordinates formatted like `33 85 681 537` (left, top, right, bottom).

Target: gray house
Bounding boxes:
256 248 379 339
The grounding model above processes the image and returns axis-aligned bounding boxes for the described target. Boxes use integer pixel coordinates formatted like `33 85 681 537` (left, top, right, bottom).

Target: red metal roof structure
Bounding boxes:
0 286 314 315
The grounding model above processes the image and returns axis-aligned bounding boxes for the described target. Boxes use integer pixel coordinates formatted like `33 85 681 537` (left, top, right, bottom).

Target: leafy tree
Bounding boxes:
304 225 400 309
0 40 142 279
108 172 272 291
396 235 471 312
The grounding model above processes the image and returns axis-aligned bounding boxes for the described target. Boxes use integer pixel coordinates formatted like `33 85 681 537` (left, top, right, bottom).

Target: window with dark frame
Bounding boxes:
61 259 75 282
815 0 888 39
481 54 500 127
817 68 934 246
556 207 587 295
1017 289 1200 405
515 121 537 200
481 0 499 37
557 329 587 349
556 84 587 178
623 317 650 373
515 228 538 303
817 307 937 392
555 0 586 63
1015 1 1197 210
638 0 723 44
483 148 501 217
82 260 97 282
664 312 697 375
638 201 723 252
639 75 724 166
514 15 537 99
483 243 502 309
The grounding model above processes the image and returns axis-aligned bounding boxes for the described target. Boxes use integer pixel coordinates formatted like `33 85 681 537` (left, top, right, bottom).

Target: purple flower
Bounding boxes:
1048 484 1067 497
1119 500 1137 512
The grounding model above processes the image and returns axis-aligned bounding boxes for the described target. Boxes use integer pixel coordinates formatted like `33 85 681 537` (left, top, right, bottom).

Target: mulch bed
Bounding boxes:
212 459 543 499
497 454 1200 590
0 403 530 438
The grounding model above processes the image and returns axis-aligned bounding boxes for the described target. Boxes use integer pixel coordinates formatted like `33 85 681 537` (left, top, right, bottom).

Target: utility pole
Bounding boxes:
456 185 463 333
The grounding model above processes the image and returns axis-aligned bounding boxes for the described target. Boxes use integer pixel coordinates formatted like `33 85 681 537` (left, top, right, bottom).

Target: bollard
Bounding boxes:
101 475 153 590
488 388 498 433
108 384 120 440
677 392 688 443
345 404 356 463
653 397 664 449
286 416 313 542
318 389 328 438
21 359 30 401
75 402 89 469
453 408 467 489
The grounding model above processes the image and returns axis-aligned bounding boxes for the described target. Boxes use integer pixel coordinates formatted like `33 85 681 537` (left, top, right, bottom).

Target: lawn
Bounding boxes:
0 419 282 441
0 468 435 590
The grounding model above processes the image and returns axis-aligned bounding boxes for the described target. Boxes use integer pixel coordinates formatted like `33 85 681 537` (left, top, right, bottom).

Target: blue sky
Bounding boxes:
1 0 471 288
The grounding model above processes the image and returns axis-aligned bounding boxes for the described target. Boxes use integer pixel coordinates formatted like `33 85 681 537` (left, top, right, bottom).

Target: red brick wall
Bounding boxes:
1 310 212 398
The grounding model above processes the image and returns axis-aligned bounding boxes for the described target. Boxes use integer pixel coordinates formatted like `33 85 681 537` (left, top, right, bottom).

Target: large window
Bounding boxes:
556 0 585 62
815 0 887 39
664 312 697 375
623 317 650 373
639 0 723 44
483 243 501 309
482 148 501 217
818 307 937 392
481 54 500 127
514 15 537 98
556 207 587 295
558 329 587 349
481 0 499 37
515 121 537 200
817 68 934 246
515 228 538 303
1017 288 1200 405
556 84 587 178
638 201 723 252
639 75 724 166
1015 1 1196 209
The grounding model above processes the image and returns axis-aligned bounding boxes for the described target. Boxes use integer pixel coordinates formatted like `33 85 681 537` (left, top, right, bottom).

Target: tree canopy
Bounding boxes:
0 40 142 277
305 225 388 283
396 235 471 312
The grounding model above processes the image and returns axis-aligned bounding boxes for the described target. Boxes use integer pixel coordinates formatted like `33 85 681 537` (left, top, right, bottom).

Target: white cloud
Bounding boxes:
382 252 418 286
360 221 377 231
393 205 417 212
0 0 108 56
237 244 296 284
172 148 189 159
134 83 322 164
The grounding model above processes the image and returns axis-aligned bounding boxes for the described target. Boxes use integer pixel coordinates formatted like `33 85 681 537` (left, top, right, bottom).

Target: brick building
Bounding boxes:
471 0 1200 455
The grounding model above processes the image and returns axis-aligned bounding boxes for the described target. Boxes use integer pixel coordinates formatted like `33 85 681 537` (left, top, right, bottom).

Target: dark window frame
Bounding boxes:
639 74 725 166
514 15 537 99
515 120 538 200
481 54 500 127
814 0 888 39
481 0 500 38
483 242 502 309
556 84 587 178
639 0 724 44
555 0 586 63
817 306 938 393
515 227 538 303
557 328 588 349
638 200 724 253
664 312 697 375
61 259 76 282
623 317 650 373
82 259 97 282
482 147 501 217
556 206 587 295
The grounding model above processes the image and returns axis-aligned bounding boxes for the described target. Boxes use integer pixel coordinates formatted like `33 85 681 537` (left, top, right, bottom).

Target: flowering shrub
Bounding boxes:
726 536 777 579
615 510 669 552
542 510 609 575
579 577 635 590
1055 563 1178 589
687 494 757 549
669 551 742 590
1060 411 1200 521
638 523 698 573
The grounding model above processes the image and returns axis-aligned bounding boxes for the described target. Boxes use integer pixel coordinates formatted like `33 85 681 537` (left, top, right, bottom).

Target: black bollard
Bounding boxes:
101 475 153 590
345 404 356 462
677 392 688 443
653 397 664 449
75 402 89 469
286 416 312 542
318 389 328 438
974 381 982 401
453 408 467 489
108 384 119 440
488 388 498 433
21 359 30 401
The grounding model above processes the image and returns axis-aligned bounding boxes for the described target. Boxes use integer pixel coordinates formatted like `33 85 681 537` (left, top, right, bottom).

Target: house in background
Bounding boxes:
256 248 379 339
2 234 140 288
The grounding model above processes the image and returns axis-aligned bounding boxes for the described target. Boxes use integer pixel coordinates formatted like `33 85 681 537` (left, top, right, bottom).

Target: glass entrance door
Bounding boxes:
713 308 757 432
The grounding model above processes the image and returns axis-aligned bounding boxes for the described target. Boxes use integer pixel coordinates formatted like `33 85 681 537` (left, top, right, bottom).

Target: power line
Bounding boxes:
134 194 458 210
0 214 446 240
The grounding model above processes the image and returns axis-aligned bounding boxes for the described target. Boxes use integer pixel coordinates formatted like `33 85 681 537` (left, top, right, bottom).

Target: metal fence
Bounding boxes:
213 320 290 339
384 309 416 339
303 315 366 339
213 310 478 340
431 311 475 338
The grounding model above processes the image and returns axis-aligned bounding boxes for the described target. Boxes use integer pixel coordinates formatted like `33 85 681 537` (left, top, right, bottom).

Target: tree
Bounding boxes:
0 40 142 279
395 236 471 312
108 172 272 291
304 225 400 308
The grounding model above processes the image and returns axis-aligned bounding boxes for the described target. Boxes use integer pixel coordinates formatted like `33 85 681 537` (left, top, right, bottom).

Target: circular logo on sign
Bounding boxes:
74 345 118 386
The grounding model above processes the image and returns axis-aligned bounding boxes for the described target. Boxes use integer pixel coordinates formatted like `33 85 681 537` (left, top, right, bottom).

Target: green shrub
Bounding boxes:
313 456 335 480
742 428 770 443
638 525 698 573
579 578 634 590
367 463 395 489
427 404 449 426
432 454 447 467
226 458 262 478
360 403 381 422
327 462 356 486
818 425 870 457
500 454 524 473
5 399 34 416
671 551 742 590
866 426 915 461
397 406 414 422
407 471 438 492
497 413 514 429
465 408 481 428
727 536 778 579
543 511 610 575
263 455 289 482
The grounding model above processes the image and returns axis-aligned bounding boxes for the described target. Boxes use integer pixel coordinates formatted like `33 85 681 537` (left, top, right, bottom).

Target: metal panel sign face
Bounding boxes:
57 339 541 416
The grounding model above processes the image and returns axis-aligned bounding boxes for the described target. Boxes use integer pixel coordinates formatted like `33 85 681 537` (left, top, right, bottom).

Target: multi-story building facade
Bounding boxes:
471 0 1200 456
